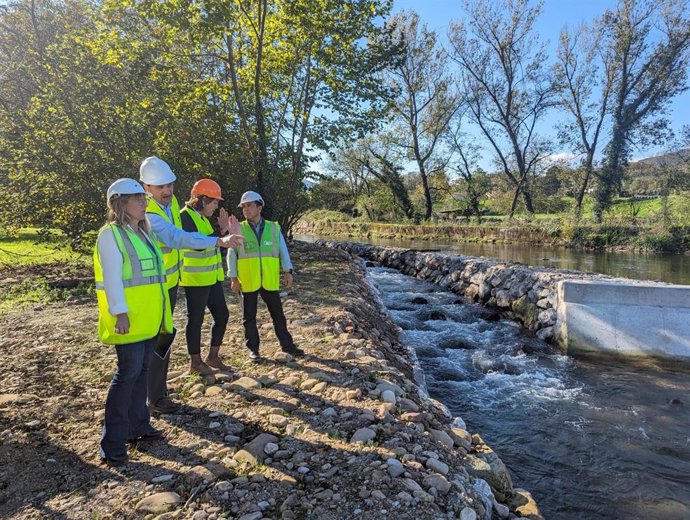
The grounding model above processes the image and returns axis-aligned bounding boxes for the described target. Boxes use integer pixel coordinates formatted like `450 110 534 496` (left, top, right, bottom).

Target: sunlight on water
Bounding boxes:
366 265 690 520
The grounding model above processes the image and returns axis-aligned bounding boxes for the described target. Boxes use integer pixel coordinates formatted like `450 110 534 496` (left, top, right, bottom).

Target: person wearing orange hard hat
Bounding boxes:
179 178 234 376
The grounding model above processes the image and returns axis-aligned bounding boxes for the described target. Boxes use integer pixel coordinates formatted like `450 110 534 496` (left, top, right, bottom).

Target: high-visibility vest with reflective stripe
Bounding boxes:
146 195 182 289
179 206 224 287
94 224 173 345
237 220 281 292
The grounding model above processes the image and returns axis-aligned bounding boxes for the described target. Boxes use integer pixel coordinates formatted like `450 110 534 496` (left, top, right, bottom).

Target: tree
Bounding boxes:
594 0 690 220
329 136 416 221
381 10 458 220
554 22 614 219
448 0 556 217
110 0 395 231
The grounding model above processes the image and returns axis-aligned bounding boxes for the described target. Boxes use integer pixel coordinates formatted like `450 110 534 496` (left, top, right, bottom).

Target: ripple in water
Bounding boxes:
367 265 690 520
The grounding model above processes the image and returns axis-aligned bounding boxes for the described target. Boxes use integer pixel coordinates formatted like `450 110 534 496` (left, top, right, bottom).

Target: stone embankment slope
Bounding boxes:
0 242 540 520
319 240 619 345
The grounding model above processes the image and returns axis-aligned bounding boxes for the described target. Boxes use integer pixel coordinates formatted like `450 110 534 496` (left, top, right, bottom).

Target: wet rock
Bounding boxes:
508 488 544 519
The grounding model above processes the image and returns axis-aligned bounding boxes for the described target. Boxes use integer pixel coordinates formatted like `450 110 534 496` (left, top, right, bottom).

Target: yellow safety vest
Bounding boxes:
237 220 281 292
94 224 173 345
179 206 224 287
146 195 182 290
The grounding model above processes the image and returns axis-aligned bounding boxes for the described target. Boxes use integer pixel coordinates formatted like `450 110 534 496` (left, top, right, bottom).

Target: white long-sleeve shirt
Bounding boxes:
147 199 217 250
97 225 158 316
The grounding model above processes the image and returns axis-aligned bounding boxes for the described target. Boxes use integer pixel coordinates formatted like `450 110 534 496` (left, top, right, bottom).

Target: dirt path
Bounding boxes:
0 242 538 520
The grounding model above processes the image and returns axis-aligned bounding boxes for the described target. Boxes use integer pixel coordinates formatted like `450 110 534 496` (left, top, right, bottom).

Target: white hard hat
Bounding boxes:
107 178 145 201
139 156 177 185
238 190 264 206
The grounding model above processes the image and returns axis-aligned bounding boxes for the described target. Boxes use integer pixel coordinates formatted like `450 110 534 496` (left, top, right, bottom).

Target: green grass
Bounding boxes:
0 228 92 313
0 228 86 267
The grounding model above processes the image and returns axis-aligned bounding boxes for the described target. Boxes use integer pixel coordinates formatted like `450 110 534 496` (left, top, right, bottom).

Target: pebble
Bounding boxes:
386 458 405 478
350 428 376 444
151 474 174 484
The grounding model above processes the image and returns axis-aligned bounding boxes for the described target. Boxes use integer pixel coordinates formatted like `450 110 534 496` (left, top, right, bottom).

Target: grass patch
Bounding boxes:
0 228 86 267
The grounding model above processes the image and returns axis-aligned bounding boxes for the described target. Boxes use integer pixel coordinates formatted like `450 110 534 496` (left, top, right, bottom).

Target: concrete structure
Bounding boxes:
317 240 690 362
557 280 690 360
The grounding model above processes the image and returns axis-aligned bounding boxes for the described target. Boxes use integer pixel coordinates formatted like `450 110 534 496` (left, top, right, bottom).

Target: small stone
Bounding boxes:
205 386 224 397
229 377 262 391
350 428 376 444
460 507 477 520
151 474 174 484
429 429 454 449
425 458 449 475
264 442 279 455
134 492 181 514
380 390 396 404
237 513 263 520
423 474 451 495
269 414 288 428
386 458 404 478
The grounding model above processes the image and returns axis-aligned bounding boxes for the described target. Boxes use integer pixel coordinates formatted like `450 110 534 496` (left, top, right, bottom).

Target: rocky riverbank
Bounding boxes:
0 242 541 520
318 239 622 345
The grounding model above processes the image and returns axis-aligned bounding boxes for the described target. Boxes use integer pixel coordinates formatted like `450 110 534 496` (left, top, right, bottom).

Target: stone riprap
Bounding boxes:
316 239 607 345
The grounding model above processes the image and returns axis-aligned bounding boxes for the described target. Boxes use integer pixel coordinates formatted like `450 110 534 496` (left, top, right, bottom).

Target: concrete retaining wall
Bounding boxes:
558 280 690 360
316 240 690 361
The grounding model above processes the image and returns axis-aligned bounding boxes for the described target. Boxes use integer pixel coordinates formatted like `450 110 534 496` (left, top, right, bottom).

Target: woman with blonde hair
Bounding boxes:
94 178 172 467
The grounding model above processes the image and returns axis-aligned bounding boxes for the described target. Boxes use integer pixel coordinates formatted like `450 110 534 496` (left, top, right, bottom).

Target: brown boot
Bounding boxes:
190 354 215 376
205 346 233 373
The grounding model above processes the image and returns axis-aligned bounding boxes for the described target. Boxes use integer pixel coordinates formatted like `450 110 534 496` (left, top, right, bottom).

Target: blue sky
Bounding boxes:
391 0 690 168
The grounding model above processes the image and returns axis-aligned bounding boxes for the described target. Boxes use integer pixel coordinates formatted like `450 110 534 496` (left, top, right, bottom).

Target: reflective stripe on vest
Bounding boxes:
179 206 224 287
93 224 173 345
236 220 281 292
146 195 182 289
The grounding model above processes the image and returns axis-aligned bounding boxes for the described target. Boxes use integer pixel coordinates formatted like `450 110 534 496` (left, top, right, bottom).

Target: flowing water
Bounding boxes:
295 234 690 285
366 266 690 520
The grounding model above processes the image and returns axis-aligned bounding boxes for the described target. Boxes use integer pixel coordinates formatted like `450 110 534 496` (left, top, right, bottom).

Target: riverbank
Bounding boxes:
0 242 540 520
294 220 690 254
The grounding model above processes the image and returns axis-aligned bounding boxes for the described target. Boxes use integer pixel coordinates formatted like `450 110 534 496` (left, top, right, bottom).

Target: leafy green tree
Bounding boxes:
594 0 690 221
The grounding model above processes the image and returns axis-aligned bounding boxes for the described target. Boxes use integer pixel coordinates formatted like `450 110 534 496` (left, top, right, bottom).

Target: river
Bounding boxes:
364 265 690 520
294 234 690 285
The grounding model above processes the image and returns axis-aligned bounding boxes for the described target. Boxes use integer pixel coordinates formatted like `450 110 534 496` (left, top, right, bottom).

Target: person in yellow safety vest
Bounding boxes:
94 178 173 467
179 179 234 375
227 191 305 360
140 156 243 414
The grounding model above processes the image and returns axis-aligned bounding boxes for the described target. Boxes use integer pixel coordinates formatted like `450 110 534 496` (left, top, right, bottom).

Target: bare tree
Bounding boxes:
382 10 458 220
448 0 556 217
554 23 614 219
594 0 690 220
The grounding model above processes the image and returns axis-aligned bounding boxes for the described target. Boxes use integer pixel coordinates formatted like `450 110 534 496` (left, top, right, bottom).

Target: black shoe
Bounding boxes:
101 456 128 468
148 397 180 415
128 428 163 443
248 349 261 361
281 345 304 357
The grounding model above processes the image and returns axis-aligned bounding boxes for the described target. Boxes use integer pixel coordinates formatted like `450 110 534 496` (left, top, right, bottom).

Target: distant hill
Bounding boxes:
632 148 690 168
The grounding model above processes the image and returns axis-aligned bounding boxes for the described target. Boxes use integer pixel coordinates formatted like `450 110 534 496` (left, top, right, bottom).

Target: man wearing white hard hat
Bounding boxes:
140 156 242 414
94 178 173 466
227 191 304 360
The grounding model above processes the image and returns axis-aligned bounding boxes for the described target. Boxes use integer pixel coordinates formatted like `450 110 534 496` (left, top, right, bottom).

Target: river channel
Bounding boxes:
294 234 690 285
364 265 690 520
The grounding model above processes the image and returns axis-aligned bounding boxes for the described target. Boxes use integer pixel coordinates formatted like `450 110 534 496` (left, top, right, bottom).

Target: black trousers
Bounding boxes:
183 281 229 355
148 285 178 406
242 289 294 352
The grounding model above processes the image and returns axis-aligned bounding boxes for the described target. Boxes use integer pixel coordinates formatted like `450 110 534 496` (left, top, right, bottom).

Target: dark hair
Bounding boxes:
186 195 214 211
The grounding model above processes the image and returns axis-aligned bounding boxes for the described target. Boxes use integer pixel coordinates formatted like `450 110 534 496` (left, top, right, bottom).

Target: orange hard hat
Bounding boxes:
191 178 224 201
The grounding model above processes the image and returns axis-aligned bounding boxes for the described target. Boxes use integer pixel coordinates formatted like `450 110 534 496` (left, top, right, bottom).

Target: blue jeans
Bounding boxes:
99 338 156 460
